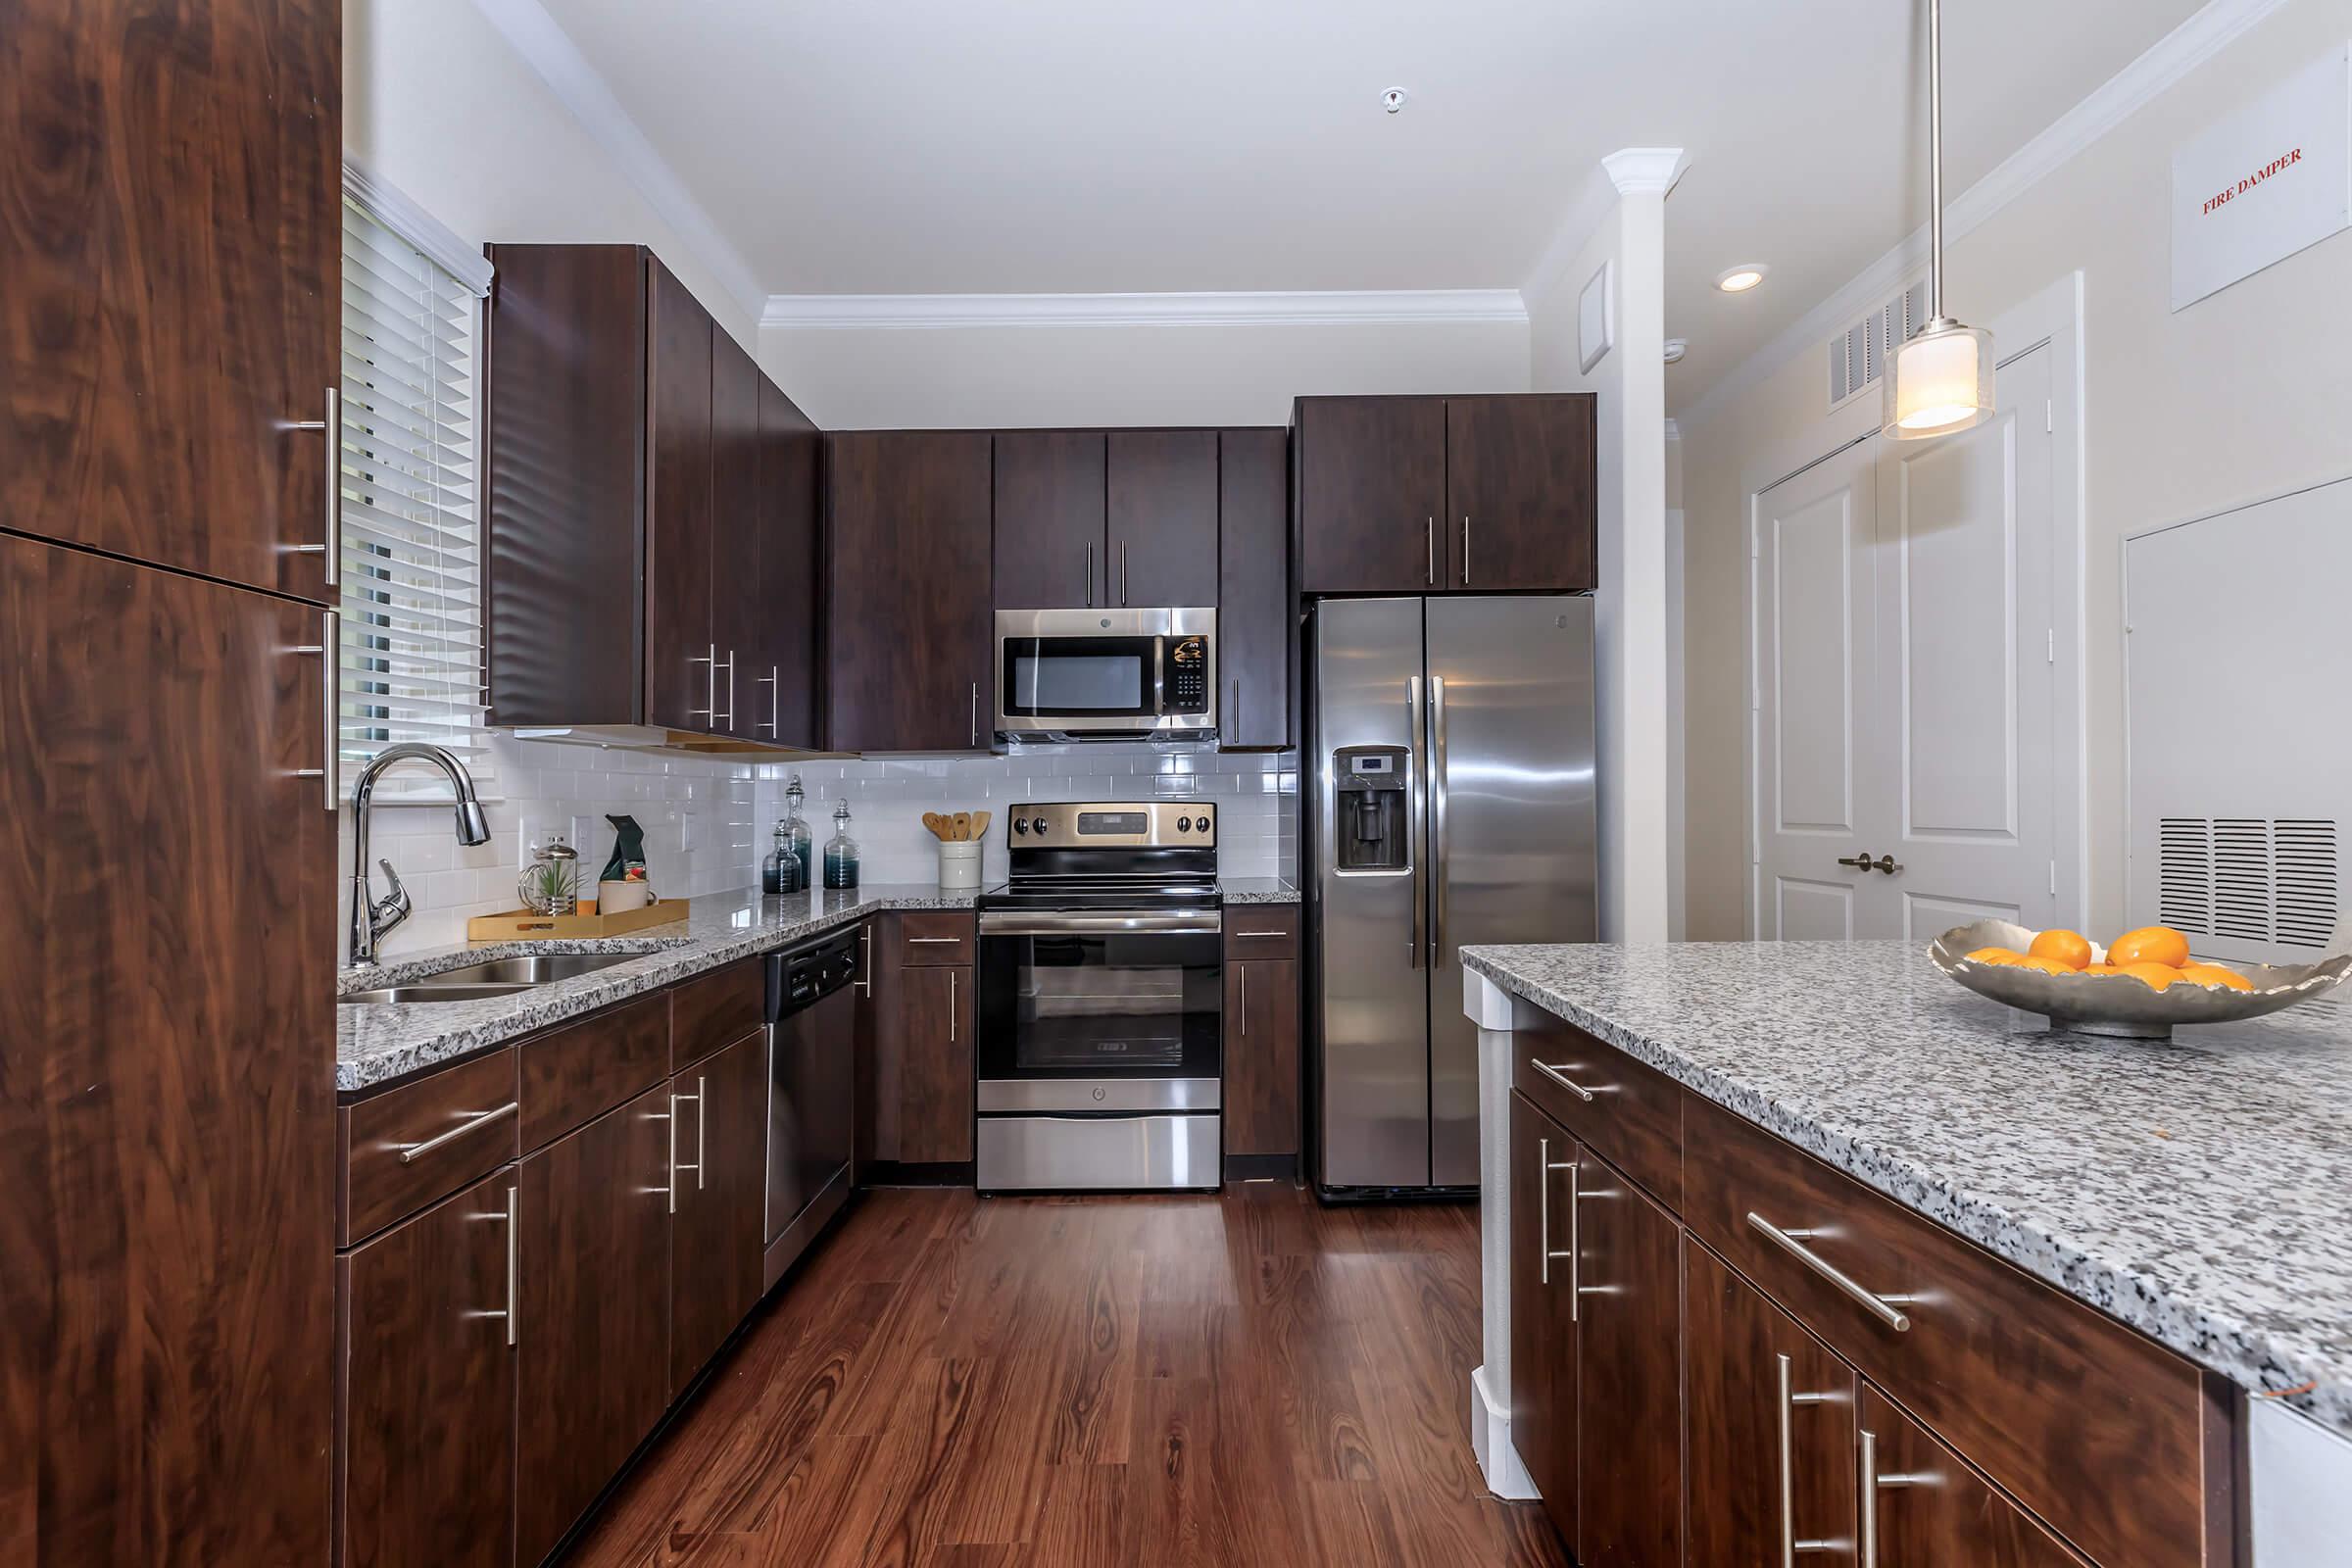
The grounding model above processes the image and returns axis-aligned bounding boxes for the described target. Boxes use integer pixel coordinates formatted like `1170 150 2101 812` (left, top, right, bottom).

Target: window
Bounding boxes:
337 170 495 796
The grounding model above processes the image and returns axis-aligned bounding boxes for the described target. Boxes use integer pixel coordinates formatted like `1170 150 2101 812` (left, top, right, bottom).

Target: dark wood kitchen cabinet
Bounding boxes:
2 536 337 1565
1294 394 1595 594
1445 395 1597 591
1 0 341 602
1574 1146 1684 1567
1684 1240 1857 1565
1216 426 1292 748
1508 1093 1578 1548
994 430 1106 609
1856 1385 2088 1567
668 1027 769 1395
337 1170 517 1568
485 243 819 745
1107 429 1220 607
859 912 977 1169
515 1085 673 1566
824 431 995 752
1222 907 1301 1167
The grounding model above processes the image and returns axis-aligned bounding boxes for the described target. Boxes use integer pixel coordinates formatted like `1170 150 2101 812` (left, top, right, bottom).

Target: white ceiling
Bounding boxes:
536 0 2209 409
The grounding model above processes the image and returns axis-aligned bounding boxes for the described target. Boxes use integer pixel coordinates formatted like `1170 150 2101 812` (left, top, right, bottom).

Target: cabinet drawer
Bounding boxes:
671 957 763 1073
1511 1014 1683 1210
517 994 669 1152
894 910 976 966
1220 905 1299 959
339 1048 520 1246
1857 1385 2088 1568
1682 1091 2220 1568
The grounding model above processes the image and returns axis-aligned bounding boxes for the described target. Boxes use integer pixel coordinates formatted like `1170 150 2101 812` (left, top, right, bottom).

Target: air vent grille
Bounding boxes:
1828 282 1929 412
2156 816 2339 951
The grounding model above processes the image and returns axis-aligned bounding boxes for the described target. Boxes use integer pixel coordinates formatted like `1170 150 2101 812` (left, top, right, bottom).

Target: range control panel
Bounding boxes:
1007 800 1216 846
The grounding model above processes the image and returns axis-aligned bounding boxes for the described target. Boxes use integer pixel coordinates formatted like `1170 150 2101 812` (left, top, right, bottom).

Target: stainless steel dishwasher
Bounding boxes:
762 925 858 1291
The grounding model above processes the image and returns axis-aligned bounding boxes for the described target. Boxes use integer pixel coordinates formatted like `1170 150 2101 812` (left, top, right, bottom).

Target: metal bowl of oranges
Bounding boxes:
1929 919 2350 1039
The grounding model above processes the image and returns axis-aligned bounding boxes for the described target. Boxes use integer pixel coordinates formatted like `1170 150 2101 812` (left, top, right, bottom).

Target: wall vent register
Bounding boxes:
1827 280 1928 413
2157 816 2339 952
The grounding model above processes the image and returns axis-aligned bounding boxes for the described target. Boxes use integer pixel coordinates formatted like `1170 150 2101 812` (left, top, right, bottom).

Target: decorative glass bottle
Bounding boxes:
822 801 860 890
781 774 813 891
762 820 794 897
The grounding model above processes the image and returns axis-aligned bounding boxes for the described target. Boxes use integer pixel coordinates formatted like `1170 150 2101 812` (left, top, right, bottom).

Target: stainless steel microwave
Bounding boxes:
994 608 1216 741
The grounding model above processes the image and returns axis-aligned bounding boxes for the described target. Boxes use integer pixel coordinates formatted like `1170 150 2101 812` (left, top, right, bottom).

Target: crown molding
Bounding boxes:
760 289 1531 331
1601 147 1690 196
342 159 495 298
466 0 766 326
1680 0 2289 433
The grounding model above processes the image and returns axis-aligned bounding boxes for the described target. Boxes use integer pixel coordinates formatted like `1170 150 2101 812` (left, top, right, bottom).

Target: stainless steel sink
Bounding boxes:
341 982 538 1004
425 953 641 986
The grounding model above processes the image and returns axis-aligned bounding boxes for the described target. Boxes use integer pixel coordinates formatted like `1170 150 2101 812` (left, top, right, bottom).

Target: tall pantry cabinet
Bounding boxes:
0 1 343 1563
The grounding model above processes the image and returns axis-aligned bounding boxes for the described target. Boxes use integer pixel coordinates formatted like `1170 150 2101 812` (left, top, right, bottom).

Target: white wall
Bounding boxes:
1678 1 2352 940
761 318 1530 429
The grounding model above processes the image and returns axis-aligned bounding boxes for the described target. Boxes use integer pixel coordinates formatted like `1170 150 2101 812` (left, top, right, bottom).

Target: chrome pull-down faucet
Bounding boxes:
347 742 491 965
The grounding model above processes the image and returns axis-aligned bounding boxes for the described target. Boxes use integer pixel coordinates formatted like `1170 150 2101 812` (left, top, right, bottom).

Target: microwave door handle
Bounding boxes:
1153 639 1165 717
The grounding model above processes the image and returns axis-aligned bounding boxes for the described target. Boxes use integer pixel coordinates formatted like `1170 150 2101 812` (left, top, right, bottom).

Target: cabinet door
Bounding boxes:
757 375 821 746
1294 397 1446 594
1685 1239 1856 1566
994 431 1105 609
339 1171 516 1568
1 0 339 601
1859 1387 2088 1568
1508 1094 1578 1546
1577 1153 1684 1567
1107 429 1219 607
645 260 715 732
669 1027 769 1394
898 964 974 1163
826 431 995 751
1216 427 1291 749
1445 395 1597 592
709 328 763 738
1223 957 1299 1157
515 1086 673 1566
2 539 337 1563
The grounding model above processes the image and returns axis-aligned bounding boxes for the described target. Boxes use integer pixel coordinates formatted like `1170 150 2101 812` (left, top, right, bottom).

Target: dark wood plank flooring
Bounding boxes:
564 1185 1567 1567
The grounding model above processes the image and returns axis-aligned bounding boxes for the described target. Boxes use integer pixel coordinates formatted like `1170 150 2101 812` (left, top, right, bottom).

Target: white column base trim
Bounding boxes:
1471 1363 1539 1499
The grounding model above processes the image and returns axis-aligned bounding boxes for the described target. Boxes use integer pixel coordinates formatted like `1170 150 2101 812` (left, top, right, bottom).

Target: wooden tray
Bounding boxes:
466 898 687 944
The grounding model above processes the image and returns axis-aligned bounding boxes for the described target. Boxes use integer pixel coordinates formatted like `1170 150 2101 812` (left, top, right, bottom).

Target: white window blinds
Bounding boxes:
338 186 492 793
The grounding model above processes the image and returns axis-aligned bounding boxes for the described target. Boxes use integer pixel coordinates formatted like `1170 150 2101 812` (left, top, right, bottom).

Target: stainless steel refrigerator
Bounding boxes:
1309 596 1597 1195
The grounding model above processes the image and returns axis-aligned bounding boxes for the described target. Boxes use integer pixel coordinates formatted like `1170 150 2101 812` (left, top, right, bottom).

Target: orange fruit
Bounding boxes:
2108 926 2190 968
1965 947 2024 966
2016 955 2075 976
2027 929 2093 970
2119 960 2183 991
2178 961 2253 992
2082 962 2122 976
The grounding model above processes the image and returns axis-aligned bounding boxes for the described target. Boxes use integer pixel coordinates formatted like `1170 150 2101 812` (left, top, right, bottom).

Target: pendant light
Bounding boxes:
1885 0 1993 440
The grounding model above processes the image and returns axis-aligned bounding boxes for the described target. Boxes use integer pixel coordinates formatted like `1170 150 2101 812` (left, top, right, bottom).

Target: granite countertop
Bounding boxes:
1217 877 1302 904
1459 939 2352 1434
337 884 975 1093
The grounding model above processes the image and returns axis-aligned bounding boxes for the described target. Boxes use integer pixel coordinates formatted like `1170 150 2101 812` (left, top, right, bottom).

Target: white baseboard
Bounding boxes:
1470 1363 1539 1500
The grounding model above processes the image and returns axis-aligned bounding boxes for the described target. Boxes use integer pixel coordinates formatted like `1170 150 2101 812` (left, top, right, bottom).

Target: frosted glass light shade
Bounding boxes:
1883 319 1994 439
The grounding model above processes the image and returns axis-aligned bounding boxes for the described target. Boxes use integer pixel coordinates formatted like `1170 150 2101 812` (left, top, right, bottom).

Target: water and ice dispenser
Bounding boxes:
1332 745 1411 871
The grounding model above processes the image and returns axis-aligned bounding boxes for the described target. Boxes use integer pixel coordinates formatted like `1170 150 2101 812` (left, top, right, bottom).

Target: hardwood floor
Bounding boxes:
564 1185 1567 1567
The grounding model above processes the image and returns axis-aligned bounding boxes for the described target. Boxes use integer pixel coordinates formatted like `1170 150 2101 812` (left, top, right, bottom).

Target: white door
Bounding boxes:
1753 344 2058 939
1753 437 1884 940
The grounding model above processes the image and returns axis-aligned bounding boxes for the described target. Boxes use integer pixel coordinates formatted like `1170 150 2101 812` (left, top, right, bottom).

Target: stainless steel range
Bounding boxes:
974 801 1222 1192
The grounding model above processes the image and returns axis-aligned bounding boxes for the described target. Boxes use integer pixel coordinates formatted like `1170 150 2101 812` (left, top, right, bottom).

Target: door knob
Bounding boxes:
1868 854 1902 875
1837 854 1875 870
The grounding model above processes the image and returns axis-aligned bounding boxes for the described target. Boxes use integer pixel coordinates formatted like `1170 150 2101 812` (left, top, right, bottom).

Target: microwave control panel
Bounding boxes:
1167 636 1209 712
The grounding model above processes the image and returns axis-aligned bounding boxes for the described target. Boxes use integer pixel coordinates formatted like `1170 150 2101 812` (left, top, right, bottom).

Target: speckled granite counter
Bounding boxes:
1217 877 1302 904
337 884 976 1093
1459 939 2352 1433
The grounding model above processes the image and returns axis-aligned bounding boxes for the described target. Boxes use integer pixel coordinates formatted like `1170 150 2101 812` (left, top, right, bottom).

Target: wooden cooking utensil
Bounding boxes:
952 810 972 842
922 811 949 841
970 810 991 840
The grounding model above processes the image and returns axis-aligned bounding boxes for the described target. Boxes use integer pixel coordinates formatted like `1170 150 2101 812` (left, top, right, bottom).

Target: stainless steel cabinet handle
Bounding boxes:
949 969 957 1043
1425 516 1435 586
504 1183 519 1348
1086 543 1095 608
858 924 873 995
664 1096 679 1214
1538 1137 1580 1297
1405 675 1424 969
1777 1352 1840 1561
284 386 341 586
1855 1429 1937 1568
690 645 716 719
292 610 339 810
671 1084 701 1200
970 682 979 748
1232 930 1287 939
694 1073 707 1191
720 650 737 728
758 665 780 735
1229 677 1241 743
1531 1058 1596 1102
1746 1212 1914 1332
397 1100 518 1164
907 936 963 944
1462 515 1471 586
1120 541 1129 606
1430 673 1449 963
1238 962 1248 1036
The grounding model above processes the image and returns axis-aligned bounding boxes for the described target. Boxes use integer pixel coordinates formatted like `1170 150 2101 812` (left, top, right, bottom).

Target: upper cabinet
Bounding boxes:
993 431 1105 609
824 431 995 752
1217 427 1292 749
991 429 1220 611
484 244 820 744
0 0 340 603
1107 430 1219 608
1294 394 1596 595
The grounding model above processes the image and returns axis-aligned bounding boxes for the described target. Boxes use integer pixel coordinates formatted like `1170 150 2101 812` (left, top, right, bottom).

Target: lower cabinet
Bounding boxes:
1222 912 1299 1165
1858 1386 2087 1568
668 1026 769 1394
337 1170 517 1568
515 1084 674 1566
1507 1093 1578 1545
862 912 977 1169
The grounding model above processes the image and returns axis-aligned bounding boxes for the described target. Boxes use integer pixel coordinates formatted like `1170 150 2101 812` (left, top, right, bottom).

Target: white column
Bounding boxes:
1466 966 1536 1498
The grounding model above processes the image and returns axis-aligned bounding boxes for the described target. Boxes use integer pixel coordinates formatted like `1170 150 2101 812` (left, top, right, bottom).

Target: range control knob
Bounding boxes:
1177 816 1192 833
1031 816 1049 835
1012 817 1028 835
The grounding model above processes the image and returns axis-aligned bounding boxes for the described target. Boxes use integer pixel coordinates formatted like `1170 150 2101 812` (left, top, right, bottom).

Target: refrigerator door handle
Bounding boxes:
1405 674 1424 969
1430 673 1448 965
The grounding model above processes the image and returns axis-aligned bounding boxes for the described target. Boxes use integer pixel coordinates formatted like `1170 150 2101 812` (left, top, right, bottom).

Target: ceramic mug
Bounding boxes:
598 879 657 913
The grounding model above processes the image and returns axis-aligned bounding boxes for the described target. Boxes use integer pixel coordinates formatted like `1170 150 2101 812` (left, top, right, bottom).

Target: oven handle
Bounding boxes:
978 909 1224 936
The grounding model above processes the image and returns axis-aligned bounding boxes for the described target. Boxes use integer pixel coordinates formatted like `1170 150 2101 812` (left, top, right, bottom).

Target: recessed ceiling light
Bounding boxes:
1715 265 1769 293
1662 338 1689 365
1381 86 1409 114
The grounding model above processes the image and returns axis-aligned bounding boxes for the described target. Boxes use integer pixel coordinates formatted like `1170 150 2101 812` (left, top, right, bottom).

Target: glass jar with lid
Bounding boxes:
822 801 860 890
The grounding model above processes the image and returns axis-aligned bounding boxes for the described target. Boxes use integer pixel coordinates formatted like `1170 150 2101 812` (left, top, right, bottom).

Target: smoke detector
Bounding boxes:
1381 86 1409 114
1662 338 1689 365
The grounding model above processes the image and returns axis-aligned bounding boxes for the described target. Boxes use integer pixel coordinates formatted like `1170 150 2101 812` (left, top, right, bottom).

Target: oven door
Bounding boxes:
975 909 1223 1111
